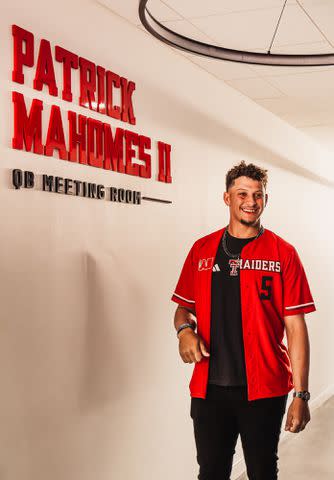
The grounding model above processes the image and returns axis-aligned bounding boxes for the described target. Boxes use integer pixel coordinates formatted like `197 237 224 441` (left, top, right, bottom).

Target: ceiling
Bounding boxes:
98 0 334 150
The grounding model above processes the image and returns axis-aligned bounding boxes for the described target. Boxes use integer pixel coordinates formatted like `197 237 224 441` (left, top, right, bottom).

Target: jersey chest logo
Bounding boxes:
198 257 214 271
240 259 281 272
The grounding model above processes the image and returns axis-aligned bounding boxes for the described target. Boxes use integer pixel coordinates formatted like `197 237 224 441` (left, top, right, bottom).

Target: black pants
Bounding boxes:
190 384 288 480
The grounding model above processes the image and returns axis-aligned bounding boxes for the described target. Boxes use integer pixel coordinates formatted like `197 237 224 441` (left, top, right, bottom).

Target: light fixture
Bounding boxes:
138 0 334 66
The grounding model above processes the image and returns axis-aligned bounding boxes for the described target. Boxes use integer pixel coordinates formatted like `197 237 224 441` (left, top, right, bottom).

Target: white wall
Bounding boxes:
300 124 334 154
0 1 333 479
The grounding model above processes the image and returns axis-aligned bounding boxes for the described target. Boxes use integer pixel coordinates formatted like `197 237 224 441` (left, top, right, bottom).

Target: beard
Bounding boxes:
240 218 260 227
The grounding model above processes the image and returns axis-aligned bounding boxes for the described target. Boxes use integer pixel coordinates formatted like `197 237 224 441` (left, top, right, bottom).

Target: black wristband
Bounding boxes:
177 322 196 338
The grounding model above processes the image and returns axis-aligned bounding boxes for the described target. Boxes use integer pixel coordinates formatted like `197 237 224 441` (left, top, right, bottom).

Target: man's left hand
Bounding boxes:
284 397 311 433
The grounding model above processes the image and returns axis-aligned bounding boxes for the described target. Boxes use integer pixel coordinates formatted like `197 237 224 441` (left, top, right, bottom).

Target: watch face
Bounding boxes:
294 391 310 401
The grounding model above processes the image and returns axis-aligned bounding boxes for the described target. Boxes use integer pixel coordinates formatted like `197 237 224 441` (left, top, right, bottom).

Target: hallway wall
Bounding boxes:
0 1 332 479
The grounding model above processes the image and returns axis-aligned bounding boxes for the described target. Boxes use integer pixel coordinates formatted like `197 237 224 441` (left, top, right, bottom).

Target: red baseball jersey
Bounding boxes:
171 226 316 401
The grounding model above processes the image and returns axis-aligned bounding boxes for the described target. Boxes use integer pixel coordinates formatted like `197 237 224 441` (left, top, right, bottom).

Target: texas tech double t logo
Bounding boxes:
229 259 240 276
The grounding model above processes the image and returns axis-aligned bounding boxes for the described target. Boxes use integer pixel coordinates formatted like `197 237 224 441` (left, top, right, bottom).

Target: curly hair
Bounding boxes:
225 160 268 191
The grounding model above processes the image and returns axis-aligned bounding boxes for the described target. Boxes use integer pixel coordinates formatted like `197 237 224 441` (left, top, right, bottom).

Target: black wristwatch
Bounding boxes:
293 390 310 402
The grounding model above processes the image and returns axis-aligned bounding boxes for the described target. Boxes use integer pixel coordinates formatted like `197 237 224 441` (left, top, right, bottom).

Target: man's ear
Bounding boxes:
223 191 230 206
265 193 268 207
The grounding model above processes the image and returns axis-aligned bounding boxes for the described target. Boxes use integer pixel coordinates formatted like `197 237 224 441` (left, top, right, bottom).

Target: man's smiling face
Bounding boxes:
223 176 268 227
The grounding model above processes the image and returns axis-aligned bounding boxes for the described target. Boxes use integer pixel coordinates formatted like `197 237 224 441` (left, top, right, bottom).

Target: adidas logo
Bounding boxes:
212 263 221 272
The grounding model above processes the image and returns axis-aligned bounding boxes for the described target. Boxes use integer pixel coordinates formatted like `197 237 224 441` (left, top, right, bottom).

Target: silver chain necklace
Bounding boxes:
222 224 264 259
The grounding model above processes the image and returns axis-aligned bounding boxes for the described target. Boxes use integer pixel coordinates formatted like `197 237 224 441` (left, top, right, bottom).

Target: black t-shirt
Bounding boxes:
208 230 257 386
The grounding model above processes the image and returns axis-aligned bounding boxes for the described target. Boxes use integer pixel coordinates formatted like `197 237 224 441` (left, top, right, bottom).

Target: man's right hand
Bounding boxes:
178 328 210 364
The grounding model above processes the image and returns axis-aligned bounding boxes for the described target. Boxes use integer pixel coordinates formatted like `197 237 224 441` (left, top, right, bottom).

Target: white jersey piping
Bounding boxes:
173 293 195 303
285 302 314 310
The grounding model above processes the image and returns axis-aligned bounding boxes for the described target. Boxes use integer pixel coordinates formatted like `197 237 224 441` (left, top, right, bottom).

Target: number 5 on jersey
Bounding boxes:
260 275 273 300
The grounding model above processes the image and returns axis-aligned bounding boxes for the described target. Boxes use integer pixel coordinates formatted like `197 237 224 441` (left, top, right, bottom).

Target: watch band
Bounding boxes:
177 322 196 338
293 390 311 402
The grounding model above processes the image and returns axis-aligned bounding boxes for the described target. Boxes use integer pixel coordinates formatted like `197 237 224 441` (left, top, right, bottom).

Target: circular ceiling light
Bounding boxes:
138 0 334 66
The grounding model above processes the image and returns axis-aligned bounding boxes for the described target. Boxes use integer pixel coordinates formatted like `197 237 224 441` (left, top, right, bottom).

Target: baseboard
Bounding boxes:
308 383 334 411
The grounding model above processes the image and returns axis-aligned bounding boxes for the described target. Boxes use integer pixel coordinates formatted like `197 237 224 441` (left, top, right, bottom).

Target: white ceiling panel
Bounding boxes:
220 0 297 12
259 91 334 112
270 4 325 46
300 0 333 6
190 8 284 51
264 69 334 97
297 1 334 45
161 0 231 18
143 0 182 21
160 19 217 44
270 41 333 53
225 77 284 99
98 0 181 25
163 0 295 19
188 56 258 80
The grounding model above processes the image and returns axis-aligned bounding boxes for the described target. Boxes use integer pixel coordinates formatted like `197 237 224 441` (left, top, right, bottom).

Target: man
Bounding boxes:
171 161 316 480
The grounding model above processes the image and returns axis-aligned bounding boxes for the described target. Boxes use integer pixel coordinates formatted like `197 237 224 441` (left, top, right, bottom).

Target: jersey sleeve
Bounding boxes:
281 246 316 317
171 243 196 311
